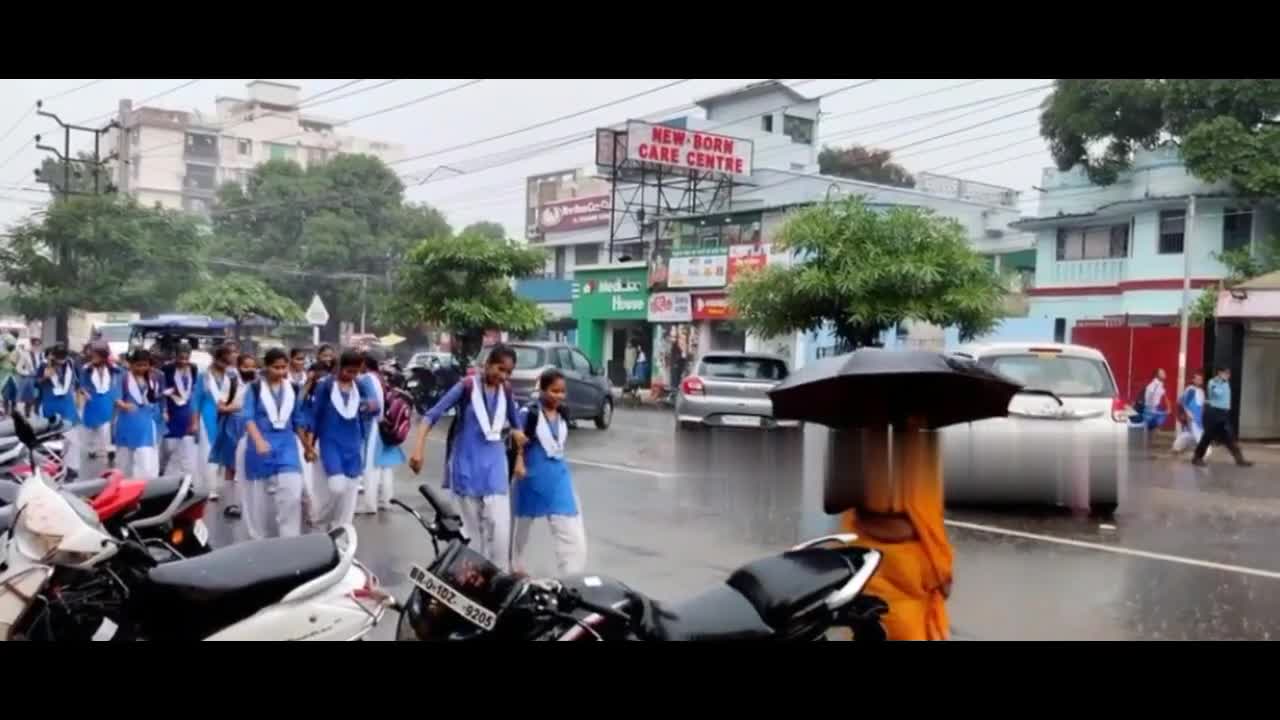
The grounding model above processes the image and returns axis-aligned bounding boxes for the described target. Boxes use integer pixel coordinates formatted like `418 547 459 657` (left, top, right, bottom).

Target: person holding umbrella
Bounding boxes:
769 349 1022 641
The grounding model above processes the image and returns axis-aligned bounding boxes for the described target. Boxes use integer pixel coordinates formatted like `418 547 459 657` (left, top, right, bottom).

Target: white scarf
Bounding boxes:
126 373 152 407
90 365 112 394
470 380 507 442
49 363 74 396
205 368 232 403
168 366 193 406
535 408 568 459
330 378 359 420
260 380 295 431
288 369 307 387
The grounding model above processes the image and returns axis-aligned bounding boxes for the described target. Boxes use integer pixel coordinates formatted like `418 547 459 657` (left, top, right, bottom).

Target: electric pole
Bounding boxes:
32 100 119 344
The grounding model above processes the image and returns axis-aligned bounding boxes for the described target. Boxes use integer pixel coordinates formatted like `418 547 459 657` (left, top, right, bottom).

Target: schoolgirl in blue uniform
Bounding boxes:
35 344 82 474
161 343 199 478
241 348 309 539
209 352 254 485
302 350 379 531
114 349 162 479
77 342 120 464
193 344 236 499
511 369 587 575
358 352 403 515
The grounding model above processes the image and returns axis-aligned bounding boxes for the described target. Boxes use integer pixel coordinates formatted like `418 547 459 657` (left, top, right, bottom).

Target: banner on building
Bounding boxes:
647 292 692 323
625 121 754 178
537 194 611 232
668 249 728 289
692 293 735 320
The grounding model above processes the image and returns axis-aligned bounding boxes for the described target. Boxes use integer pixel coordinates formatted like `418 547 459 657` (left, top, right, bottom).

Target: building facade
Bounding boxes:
1017 146 1278 337
106 80 406 217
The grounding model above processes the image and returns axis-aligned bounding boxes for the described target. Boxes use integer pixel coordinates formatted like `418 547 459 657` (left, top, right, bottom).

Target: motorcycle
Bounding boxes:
0 414 391 641
392 484 889 641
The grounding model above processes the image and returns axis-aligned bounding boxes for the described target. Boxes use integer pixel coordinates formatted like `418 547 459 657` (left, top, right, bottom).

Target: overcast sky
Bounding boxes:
0 79 1059 237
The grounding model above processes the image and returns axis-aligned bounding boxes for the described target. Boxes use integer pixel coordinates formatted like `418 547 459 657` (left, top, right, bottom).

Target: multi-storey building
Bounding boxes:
106 80 405 217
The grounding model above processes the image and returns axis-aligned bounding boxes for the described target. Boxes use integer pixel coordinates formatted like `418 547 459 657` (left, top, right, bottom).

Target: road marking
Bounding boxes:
944 519 1280 581
423 434 678 478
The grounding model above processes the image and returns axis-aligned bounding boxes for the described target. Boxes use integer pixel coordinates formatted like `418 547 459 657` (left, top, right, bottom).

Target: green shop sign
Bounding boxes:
572 266 649 320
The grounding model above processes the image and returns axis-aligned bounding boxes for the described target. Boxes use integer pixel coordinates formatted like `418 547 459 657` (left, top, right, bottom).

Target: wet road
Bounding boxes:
199 406 1280 640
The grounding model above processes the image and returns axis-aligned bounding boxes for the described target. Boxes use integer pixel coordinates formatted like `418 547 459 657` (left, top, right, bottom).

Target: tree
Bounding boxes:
1040 79 1280 193
730 197 1005 350
210 154 452 337
0 193 205 340
382 227 547 359
1190 234 1280 324
177 273 304 339
818 144 915 188
35 152 116 196
460 221 508 242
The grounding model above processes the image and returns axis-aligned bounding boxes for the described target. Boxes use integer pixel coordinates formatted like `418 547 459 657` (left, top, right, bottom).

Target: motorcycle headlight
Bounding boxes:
15 494 100 566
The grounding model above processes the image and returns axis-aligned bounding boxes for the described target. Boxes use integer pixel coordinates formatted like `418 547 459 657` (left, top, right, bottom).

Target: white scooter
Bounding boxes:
0 415 393 641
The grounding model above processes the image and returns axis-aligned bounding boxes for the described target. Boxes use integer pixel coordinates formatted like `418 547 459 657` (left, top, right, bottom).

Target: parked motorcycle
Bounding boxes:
392 484 888 641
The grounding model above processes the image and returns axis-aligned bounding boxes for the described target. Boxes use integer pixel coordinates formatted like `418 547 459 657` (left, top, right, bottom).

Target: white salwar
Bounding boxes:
82 423 114 459
197 422 222 499
512 512 588 576
453 492 512 572
316 474 361 532
118 446 160 480
164 436 199 480
238 438 305 540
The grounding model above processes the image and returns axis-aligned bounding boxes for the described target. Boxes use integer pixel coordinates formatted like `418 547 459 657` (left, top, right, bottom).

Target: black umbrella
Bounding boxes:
769 349 1022 430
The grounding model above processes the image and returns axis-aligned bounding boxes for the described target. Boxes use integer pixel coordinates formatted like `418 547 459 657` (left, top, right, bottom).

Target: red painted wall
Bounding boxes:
1070 324 1204 427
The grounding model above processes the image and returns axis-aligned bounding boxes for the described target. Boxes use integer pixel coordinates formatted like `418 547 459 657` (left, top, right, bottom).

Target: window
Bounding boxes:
1223 207 1253 253
184 164 216 191
761 114 774 132
1056 224 1128 261
184 133 218 159
555 348 574 371
268 143 294 162
237 138 251 156
1159 209 1185 254
783 115 814 145
699 355 788 381
554 246 566 278
306 147 328 166
571 349 594 376
574 243 599 266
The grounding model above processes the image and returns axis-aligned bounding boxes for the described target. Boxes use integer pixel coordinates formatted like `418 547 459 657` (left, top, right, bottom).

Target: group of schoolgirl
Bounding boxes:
407 344 589 577
36 338 406 543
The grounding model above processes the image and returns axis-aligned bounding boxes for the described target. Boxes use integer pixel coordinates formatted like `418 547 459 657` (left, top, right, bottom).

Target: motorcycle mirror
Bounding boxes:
11 413 38 450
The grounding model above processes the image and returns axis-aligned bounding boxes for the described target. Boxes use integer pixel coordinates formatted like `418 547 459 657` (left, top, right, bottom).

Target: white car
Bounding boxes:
940 342 1128 515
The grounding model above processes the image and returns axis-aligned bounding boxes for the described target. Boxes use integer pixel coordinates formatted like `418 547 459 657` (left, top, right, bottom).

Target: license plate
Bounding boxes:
192 519 209 546
720 415 761 427
408 564 497 631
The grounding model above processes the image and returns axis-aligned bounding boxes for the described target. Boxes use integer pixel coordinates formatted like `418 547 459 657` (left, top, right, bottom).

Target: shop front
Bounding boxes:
571 264 650 387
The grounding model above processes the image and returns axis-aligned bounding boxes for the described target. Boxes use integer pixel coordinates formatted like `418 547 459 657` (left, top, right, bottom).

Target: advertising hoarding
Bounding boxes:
625 121 754 178
647 292 692 323
537 194 611 232
668 248 728 289
692 293 734 320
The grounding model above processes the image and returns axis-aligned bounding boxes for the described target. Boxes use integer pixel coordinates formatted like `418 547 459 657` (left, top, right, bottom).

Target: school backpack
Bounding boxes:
379 380 413 448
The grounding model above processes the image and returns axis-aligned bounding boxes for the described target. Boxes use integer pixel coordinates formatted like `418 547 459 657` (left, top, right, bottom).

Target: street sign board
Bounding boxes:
306 294 330 326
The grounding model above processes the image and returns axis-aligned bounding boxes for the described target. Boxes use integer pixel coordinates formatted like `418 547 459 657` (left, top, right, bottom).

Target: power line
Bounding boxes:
821 79 986 122
301 79 400 109
77 79 202 126
818 83 1053 145
297 79 367 105
44 79 109 102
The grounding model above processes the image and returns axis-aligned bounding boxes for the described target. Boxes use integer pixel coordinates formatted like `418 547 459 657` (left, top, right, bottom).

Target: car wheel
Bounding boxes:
594 398 613 430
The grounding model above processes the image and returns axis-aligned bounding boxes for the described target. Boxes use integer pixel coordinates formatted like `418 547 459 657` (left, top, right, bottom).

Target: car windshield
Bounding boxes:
700 356 789 381
478 346 545 370
983 354 1116 398
96 325 130 342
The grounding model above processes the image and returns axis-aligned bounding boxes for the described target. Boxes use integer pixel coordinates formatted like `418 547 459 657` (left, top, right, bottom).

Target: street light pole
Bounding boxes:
1176 195 1197 400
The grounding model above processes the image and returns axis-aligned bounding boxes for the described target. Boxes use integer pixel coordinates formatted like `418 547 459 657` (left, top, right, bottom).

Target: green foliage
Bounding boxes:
36 153 116 196
177 273 304 327
383 228 547 358
0 194 205 319
459 221 508 242
730 197 1005 349
1190 234 1280 324
1040 79 1280 193
817 145 915 188
209 154 452 333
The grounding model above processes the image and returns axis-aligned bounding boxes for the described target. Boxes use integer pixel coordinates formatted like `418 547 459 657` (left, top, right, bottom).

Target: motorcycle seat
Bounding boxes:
640 584 775 641
60 477 112 499
140 533 340 640
133 474 188 520
725 548 858 629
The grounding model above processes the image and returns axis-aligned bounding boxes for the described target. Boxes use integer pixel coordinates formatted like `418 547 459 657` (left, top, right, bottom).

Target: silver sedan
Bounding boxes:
674 352 798 431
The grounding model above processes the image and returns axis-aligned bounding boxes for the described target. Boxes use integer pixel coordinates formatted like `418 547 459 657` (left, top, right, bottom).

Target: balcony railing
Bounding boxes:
1045 258 1127 286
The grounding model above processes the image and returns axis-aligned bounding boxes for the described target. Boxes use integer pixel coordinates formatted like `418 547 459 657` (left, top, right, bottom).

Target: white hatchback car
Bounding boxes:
940 342 1129 515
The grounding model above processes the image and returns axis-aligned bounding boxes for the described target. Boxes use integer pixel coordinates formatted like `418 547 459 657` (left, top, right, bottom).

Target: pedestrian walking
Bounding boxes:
303 349 379 531
224 353 258 517
14 338 39 417
35 344 83 474
1172 369 1211 458
160 343 199 479
78 342 119 465
193 344 237 499
1142 368 1169 430
511 369 587 575
287 347 309 389
408 345 527 572
357 352 404 514
297 360 331 529
0 334 17 416
240 348 308 539
316 344 336 372
114 349 162 479
1192 367 1254 467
